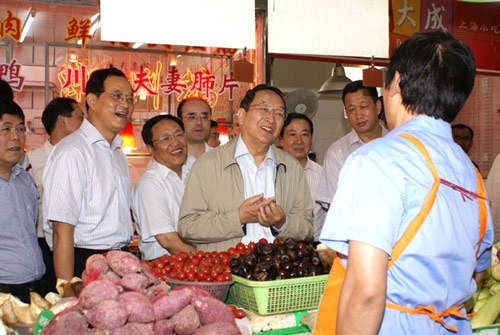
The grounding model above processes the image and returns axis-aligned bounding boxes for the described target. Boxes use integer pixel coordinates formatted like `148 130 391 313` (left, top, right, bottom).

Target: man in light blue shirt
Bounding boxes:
0 99 45 303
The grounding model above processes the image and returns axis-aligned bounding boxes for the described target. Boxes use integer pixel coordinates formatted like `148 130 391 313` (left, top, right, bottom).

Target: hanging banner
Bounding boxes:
0 59 25 91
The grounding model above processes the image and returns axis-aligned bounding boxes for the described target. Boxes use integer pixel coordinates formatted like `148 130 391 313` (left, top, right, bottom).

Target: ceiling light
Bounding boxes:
318 63 352 94
20 7 36 43
89 13 100 36
132 42 144 49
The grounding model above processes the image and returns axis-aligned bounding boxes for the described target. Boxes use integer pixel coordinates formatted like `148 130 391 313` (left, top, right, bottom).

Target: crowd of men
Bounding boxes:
0 31 497 334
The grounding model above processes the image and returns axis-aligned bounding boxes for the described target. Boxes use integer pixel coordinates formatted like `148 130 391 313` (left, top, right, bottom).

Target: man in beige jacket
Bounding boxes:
178 84 313 251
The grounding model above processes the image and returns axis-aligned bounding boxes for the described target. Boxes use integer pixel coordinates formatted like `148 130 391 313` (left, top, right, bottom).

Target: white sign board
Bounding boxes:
100 0 256 49
268 0 389 58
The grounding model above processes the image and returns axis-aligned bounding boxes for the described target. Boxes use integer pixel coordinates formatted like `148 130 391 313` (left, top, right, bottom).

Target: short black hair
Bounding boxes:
239 84 286 115
142 114 184 146
210 120 218 128
176 98 212 119
384 31 475 122
342 80 378 105
42 97 79 135
0 99 25 122
452 123 474 140
280 113 314 138
85 67 127 112
0 79 13 100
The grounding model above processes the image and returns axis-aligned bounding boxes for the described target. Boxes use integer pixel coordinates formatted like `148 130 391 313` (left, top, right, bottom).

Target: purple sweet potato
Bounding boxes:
153 319 175 335
152 289 192 320
193 322 239 335
117 291 154 323
41 310 88 335
119 272 152 291
171 285 213 304
77 279 121 310
110 322 154 335
98 270 121 283
85 299 128 329
146 282 170 299
106 250 141 277
171 304 200 335
194 297 236 325
87 330 107 335
85 254 110 276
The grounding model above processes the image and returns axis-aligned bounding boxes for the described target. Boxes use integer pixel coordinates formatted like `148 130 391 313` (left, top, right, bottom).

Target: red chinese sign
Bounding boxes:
58 61 240 110
57 62 98 102
64 17 93 48
0 59 24 91
0 10 21 42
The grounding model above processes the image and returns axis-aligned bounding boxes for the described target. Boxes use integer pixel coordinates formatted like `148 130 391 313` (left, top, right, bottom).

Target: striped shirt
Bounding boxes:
0 164 45 283
43 119 133 250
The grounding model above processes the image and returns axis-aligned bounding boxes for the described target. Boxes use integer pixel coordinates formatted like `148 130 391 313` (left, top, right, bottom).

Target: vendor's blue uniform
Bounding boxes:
320 115 493 334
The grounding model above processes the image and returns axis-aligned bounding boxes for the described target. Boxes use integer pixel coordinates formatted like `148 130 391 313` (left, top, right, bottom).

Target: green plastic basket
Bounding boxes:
230 274 328 315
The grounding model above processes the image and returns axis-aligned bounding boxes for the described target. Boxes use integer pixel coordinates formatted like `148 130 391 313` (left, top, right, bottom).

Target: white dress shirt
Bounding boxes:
234 136 277 245
303 158 323 241
27 139 53 238
132 156 194 260
43 119 133 250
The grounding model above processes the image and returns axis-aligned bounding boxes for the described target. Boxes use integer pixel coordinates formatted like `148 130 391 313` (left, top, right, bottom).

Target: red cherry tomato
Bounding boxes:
235 242 246 253
216 274 225 282
227 247 236 256
235 309 246 319
223 272 232 281
259 238 269 245
228 305 237 313
248 242 256 250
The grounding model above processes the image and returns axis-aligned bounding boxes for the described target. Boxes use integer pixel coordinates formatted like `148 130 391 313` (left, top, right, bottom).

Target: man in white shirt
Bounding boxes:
27 97 84 293
279 113 323 241
178 85 313 251
132 115 196 260
177 98 212 159
315 81 387 235
43 68 135 281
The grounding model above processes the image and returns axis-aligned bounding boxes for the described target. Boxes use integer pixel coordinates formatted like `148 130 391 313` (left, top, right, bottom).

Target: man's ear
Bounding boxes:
388 71 402 97
56 114 66 127
236 108 246 126
86 93 97 112
146 144 154 155
375 99 382 117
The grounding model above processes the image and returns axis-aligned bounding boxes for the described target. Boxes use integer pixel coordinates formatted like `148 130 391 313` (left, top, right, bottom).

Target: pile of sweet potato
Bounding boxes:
40 250 240 335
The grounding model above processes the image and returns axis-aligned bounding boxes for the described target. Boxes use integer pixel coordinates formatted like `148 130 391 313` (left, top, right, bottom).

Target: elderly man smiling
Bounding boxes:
132 114 196 260
178 84 313 252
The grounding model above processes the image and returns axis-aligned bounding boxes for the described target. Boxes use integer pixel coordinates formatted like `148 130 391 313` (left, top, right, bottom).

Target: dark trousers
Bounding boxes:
73 246 129 279
38 237 56 295
0 278 45 304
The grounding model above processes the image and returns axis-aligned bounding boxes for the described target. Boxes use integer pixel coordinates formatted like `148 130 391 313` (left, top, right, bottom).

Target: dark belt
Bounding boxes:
0 278 45 297
74 245 130 258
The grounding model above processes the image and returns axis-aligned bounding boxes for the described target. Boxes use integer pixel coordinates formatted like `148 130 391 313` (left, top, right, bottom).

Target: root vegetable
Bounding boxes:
77 280 121 310
119 273 152 291
146 282 170 299
194 297 235 325
85 300 128 330
98 271 121 283
152 289 192 321
171 305 200 335
106 250 141 277
117 291 154 323
85 254 109 277
171 286 212 304
194 322 239 335
153 319 175 335
110 322 154 335
43 310 88 335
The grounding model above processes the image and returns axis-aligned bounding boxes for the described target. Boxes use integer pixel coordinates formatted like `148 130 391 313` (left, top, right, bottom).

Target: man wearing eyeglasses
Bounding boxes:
43 68 135 283
0 99 45 303
178 84 313 252
132 115 196 260
177 98 213 159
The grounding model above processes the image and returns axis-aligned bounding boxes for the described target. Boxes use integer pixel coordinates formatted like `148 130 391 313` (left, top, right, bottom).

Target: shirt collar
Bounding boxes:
80 118 124 150
150 156 193 181
234 135 277 165
8 163 23 180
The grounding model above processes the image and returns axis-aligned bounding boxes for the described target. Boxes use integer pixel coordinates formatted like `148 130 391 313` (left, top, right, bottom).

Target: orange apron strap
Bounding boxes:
385 303 472 332
475 167 487 257
388 134 440 269
313 255 345 335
